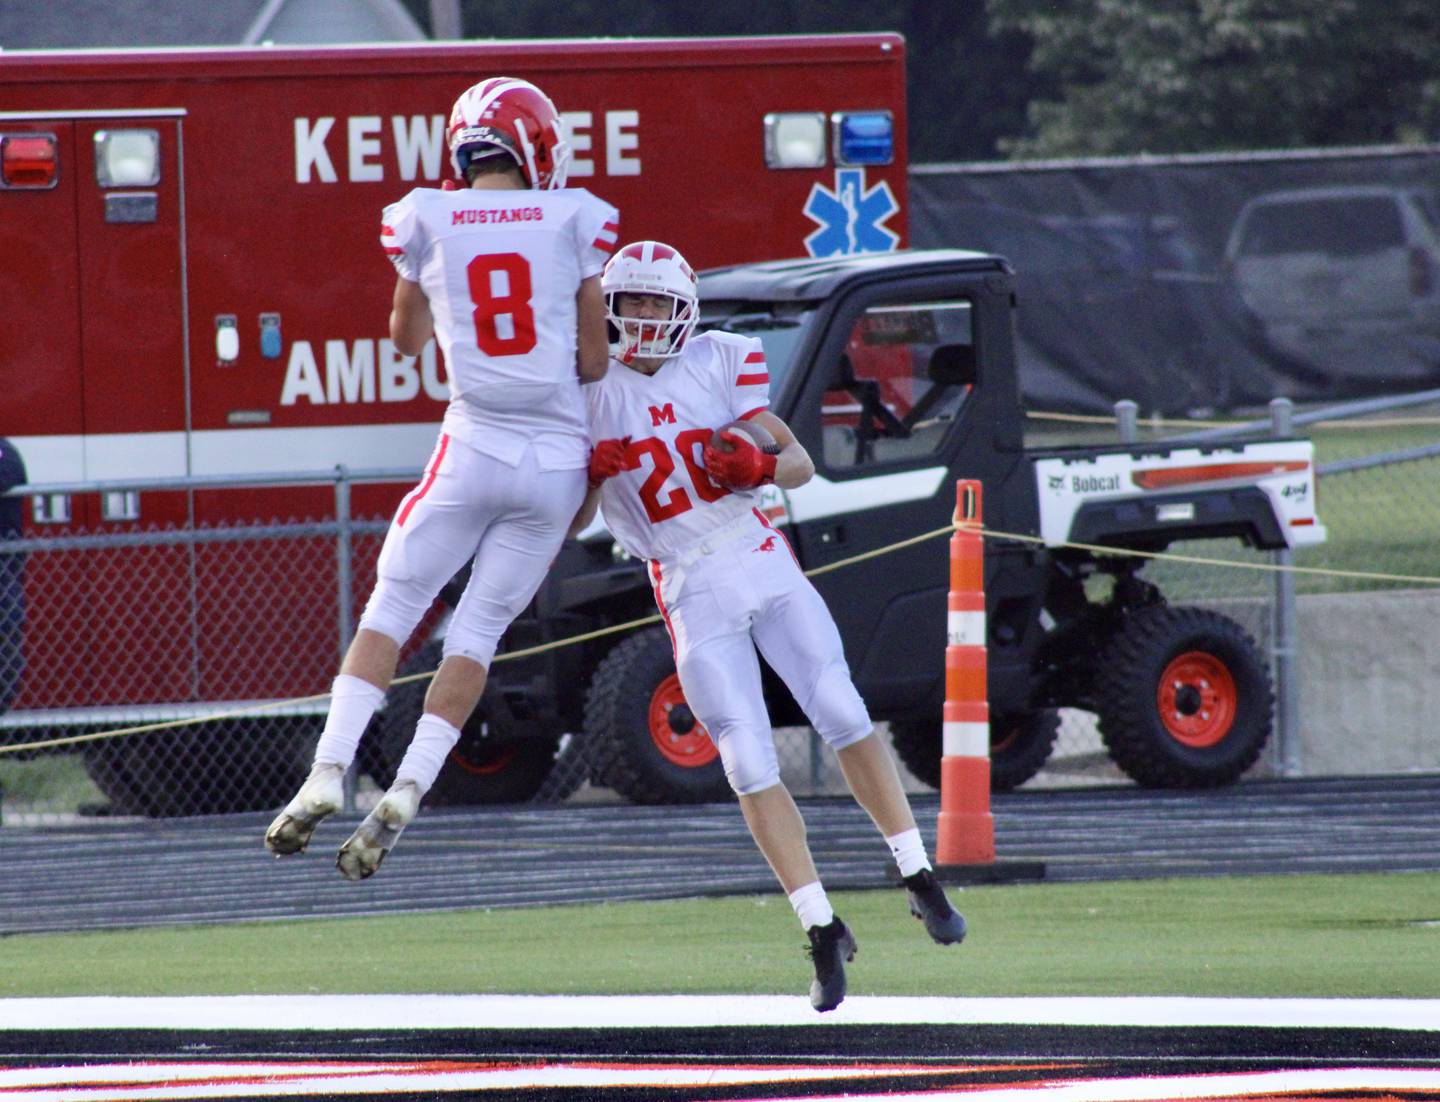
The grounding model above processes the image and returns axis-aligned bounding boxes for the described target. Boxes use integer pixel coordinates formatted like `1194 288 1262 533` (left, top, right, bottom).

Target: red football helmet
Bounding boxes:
602 241 699 361
447 77 571 190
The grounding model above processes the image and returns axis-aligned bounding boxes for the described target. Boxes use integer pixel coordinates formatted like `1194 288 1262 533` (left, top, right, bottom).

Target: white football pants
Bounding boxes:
359 433 586 667
648 509 872 795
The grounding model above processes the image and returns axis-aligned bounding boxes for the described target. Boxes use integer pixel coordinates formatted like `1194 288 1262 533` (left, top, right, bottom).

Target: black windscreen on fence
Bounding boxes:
910 146 1440 415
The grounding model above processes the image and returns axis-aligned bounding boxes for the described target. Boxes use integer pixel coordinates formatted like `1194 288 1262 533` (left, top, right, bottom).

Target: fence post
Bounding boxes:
334 465 354 660
1115 399 1139 444
334 465 357 810
1268 399 1300 777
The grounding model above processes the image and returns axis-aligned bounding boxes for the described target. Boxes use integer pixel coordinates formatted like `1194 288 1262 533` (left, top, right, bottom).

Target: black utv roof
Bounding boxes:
697 247 1007 303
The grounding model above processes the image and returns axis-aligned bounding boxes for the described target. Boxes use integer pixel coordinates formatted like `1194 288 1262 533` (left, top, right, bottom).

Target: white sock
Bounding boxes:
787 881 834 931
312 675 386 768
885 827 932 878
394 713 462 796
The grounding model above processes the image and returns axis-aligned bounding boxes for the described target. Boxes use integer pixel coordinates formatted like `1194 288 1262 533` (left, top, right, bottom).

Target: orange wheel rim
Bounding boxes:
648 674 718 767
448 744 518 776
1156 651 1237 748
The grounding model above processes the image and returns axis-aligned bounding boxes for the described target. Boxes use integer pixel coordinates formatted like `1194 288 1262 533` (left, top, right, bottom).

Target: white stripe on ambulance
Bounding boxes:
294 111 641 183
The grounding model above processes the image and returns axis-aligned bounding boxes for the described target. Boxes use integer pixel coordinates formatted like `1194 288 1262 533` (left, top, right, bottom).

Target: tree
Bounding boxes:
987 0 1440 157
400 0 1042 162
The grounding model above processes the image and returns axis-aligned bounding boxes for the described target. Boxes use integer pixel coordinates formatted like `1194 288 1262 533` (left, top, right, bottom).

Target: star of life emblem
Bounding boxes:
802 168 900 257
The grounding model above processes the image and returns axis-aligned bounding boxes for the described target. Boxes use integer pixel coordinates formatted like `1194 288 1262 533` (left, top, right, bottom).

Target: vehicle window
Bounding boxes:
1238 196 1406 258
701 308 815 397
819 299 972 470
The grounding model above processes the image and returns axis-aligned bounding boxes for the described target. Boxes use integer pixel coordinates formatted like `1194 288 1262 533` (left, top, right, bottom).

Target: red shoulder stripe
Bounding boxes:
736 372 769 386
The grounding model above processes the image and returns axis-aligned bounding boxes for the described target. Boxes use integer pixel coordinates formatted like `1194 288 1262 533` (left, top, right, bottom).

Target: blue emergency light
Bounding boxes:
833 111 894 166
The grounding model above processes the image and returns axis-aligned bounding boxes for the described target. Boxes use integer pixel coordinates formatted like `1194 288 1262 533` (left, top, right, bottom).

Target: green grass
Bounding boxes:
0 754 104 817
5 873 1438 999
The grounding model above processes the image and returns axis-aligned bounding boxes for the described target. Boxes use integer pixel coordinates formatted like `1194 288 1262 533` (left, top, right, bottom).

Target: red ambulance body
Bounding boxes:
0 36 907 718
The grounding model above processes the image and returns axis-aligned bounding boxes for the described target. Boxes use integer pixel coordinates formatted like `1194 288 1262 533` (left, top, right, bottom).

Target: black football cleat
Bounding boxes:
805 916 857 1012
903 868 968 945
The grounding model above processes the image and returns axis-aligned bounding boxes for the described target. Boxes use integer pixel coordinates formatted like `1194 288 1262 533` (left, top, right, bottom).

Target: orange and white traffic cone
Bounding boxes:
936 480 996 866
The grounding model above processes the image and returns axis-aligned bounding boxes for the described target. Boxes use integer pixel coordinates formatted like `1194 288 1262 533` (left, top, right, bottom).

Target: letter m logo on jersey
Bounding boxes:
802 168 900 258
649 403 677 426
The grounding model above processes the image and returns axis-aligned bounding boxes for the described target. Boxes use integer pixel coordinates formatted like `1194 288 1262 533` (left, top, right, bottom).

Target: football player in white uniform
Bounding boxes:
266 77 620 880
578 241 966 1012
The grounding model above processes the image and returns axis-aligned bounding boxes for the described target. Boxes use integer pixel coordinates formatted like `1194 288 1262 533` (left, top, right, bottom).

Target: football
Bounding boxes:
710 419 781 456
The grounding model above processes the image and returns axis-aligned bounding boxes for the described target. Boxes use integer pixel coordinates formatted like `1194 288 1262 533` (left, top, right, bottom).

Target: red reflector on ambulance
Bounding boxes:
1 134 59 188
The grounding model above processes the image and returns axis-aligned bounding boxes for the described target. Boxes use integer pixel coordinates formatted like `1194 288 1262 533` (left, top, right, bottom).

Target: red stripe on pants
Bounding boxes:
397 433 450 527
649 559 678 656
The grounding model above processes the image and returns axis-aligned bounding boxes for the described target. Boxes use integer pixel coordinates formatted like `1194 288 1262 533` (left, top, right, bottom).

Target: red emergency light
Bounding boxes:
1 134 59 188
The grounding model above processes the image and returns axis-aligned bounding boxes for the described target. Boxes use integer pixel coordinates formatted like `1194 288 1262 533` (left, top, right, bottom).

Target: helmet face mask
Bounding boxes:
602 241 699 362
447 77 572 189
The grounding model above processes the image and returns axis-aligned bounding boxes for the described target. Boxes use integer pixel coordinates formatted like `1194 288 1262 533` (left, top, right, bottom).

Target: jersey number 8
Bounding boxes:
467 252 536 356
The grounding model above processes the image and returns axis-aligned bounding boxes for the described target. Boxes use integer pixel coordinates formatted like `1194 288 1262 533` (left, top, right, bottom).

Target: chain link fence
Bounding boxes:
3 408 1438 824
0 497 391 824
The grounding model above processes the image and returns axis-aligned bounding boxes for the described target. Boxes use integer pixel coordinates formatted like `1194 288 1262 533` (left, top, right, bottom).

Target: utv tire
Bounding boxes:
582 627 732 805
886 718 942 789
82 717 314 817
358 640 560 806
889 709 1060 793
1095 605 1272 788
989 710 1061 791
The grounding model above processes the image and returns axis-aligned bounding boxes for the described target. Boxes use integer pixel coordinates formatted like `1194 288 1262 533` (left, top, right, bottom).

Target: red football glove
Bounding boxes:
588 436 632 489
703 430 777 490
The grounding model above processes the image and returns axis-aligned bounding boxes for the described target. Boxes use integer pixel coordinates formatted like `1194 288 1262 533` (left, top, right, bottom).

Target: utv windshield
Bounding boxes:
699 307 817 399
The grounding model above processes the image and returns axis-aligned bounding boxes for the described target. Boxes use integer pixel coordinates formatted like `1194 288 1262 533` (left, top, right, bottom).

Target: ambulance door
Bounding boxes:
0 118 87 711
72 114 192 704
0 119 84 497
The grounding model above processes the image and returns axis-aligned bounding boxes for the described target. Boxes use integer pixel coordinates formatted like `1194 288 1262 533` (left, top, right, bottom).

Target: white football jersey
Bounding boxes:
381 186 619 469
584 331 772 560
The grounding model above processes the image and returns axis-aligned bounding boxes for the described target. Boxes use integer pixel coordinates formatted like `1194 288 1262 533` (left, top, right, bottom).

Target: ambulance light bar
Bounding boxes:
764 110 894 169
0 133 58 189
95 128 160 187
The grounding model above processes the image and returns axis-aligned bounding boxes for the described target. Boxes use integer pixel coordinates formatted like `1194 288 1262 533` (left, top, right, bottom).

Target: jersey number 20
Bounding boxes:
467 252 536 356
631 430 730 524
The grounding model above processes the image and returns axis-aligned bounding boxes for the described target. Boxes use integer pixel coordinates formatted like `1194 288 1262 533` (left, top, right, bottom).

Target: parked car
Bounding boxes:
1223 185 1440 388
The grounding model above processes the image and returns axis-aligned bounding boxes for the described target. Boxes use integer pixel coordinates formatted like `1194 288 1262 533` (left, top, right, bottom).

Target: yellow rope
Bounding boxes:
0 609 664 755
5 509 1438 757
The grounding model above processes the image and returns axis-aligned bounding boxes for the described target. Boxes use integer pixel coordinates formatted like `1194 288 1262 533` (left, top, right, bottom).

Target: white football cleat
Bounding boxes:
335 779 421 881
264 762 346 857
